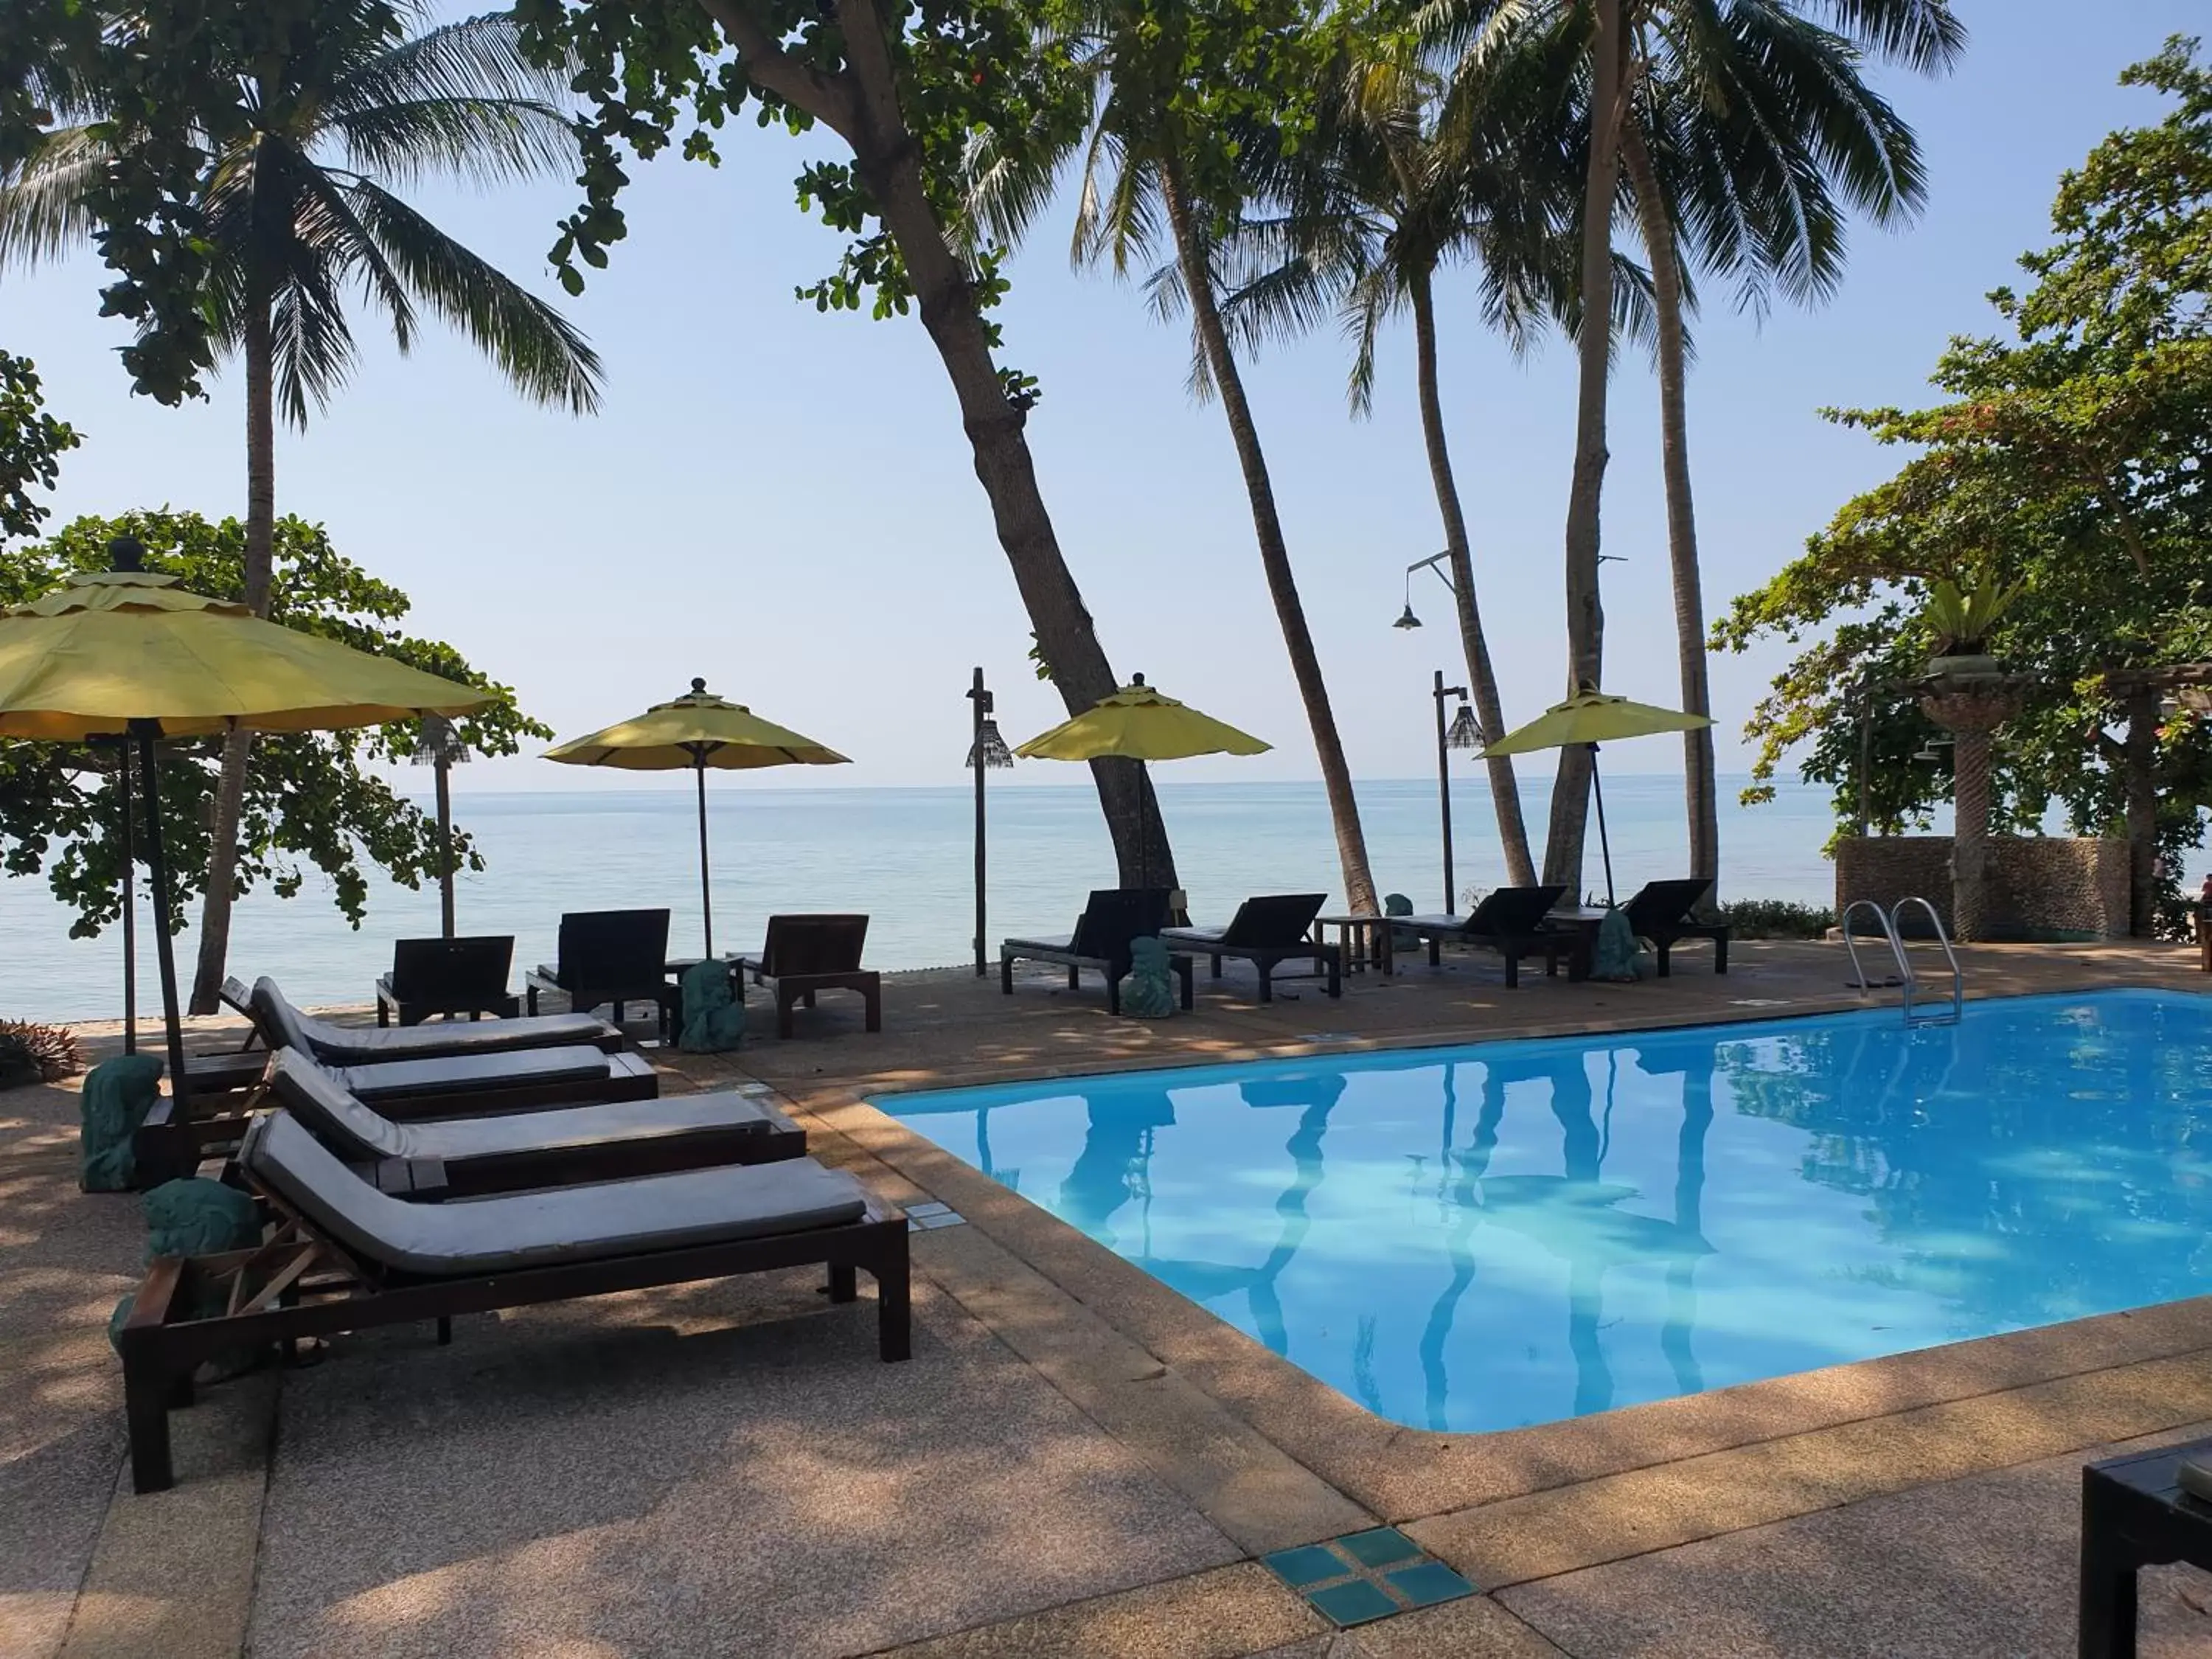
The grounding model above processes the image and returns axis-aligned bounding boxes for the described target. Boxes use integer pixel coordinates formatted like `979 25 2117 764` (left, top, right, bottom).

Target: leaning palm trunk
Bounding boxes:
188 294 278 1013
1158 160 1378 914
1546 0 1627 895
1408 267 1535 888
1619 122 1719 900
729 0 1172 888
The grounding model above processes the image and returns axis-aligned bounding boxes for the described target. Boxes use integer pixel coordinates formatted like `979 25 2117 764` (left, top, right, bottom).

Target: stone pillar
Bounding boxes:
1920 675 2027 944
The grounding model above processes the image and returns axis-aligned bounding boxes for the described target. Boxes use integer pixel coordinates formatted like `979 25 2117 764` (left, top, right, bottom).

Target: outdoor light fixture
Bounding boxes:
967 669 1012 975
1430 672 1474 913
1395 551 1452 630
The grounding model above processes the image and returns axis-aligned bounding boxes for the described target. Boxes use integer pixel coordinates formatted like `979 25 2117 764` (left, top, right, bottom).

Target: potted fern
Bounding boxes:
1923 577 2021 677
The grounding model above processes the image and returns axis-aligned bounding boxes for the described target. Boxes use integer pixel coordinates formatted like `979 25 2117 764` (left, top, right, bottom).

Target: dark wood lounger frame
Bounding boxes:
1000 940 1194 1015
117 1194 910 1493
1402 923 1575 988
135 1049 662 1189
738 961 883 1039
1172 939 1342 1003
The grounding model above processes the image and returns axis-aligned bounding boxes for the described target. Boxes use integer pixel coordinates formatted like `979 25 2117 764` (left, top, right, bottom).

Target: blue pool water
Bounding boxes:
876 990 2212 1435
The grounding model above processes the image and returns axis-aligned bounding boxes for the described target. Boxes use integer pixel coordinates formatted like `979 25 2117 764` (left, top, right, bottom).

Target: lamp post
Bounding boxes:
966 668 1013 975
1432 672 1481 912
411 713 470 938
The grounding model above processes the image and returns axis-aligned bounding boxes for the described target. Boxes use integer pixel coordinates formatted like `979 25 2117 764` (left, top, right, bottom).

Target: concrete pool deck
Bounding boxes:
13 938 2212 1656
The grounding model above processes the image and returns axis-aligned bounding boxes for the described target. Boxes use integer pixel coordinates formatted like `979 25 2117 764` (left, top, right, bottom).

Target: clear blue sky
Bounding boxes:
10 0 2202 793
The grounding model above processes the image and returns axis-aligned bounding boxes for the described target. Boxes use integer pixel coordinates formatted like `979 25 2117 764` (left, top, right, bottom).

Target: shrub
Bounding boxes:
0 1020 83 1089
1719 900 1837 939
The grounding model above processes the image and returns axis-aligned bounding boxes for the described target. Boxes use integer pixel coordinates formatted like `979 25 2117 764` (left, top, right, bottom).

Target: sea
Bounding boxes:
1 774 1843 1021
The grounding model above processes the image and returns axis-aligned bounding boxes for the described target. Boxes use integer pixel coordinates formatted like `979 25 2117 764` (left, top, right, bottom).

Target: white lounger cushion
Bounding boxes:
269 1048 777 1164
243 1110 867 1277
248 976 617 1065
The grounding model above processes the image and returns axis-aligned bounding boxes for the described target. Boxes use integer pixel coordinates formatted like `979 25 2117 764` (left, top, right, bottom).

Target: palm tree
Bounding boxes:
1 2 602 1008
1615 0 1961 900
1217 24 1631 891
967 0 1382 915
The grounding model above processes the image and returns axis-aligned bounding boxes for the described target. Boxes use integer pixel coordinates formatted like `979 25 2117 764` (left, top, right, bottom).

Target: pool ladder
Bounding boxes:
1841 897 1963 1026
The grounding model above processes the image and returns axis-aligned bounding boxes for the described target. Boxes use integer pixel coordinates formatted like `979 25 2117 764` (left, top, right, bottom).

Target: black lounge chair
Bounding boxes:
1001 888 1193 1015
1394 885 1570 987
1161 894 1339 1003
117 1110 908 1492
267 1048 804 1197
376 936 521 1026
526 908 680 1036
1622 877 1730 975
737 915 882 1039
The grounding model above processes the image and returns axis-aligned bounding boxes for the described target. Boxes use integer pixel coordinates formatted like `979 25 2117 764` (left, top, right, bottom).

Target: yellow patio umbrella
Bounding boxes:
1483 684 1711 904
1014 674 1269 886
0 549 496 1102
542 678 849 957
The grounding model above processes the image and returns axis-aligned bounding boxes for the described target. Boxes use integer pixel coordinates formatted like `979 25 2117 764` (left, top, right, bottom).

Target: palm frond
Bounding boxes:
333 95 577 189
324 13 575 121
0 125 107 271
344 175 602 413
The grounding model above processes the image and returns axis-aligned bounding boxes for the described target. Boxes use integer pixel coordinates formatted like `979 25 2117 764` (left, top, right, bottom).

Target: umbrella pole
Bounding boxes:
695 754 713 960
133 726 190 1116
1590 744 1616 906
119 740 137 1056
435 754 456 939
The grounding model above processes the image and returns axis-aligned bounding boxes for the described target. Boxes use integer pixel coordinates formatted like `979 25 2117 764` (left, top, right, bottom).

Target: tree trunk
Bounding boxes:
1408 267 1534 889
821 0 1172 889
2124 681 2159 936
1157 161 1378 914
1618 122 1719 905
187 293 276 1013
1545 0 1627 896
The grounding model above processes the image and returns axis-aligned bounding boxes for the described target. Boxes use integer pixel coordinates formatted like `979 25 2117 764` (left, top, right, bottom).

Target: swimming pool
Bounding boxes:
875 990 2212 1436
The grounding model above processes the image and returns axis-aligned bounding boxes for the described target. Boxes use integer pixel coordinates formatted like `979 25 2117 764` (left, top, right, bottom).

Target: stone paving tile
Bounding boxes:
1495 1422 2212 1659
245 1274 1244 1659
0 1086 147 1659
1407 1346 2212 1591
1245 1595 1569 1657
872 1562 1322 1658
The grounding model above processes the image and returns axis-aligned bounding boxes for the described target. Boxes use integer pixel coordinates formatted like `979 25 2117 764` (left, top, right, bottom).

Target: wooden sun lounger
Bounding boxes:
268 1048 804 1197
1161 894 1340 1003
1001 888 1191 1015
737 915 882 1039
116 1111 908 1492
243 976 625 1061
1395 884 1570 987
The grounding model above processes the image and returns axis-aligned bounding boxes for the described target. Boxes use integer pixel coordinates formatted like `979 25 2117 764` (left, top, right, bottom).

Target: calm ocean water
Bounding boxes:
0 774 1839 1020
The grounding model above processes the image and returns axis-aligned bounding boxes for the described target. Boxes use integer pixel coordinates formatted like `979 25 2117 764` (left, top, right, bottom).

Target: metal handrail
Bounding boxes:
1892 896 1963 1024
1842 899 1910 1003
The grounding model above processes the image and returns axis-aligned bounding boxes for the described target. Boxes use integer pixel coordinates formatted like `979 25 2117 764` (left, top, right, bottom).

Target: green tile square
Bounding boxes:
1307 1579 1399 1627
1262 1545 1349 1590
1336 1527 1422 1568
1387 1561 1476 1607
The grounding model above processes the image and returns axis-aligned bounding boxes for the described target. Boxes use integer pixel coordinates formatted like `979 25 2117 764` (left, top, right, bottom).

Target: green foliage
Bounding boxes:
0 510 552 937
0 350 77 544
1714 38 2212 886
1718 899 1836 939
1 1 599 416
513 0 1087 369
1923 577 2023 653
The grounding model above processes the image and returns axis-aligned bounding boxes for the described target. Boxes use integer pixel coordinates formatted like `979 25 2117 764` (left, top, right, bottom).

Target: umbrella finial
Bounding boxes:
1131 672 1147 687
689 677 707 695
108 535 145 573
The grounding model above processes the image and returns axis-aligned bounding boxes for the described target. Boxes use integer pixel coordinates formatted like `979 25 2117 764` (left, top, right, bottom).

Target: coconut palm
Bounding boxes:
1 1 602 1008
966 0 1382 915
1615 0 1961 899
1214 20 1637 891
